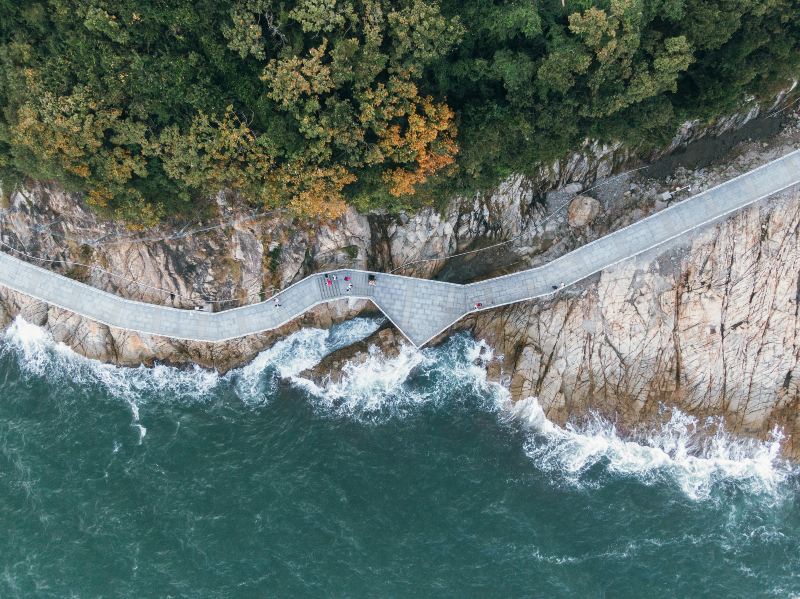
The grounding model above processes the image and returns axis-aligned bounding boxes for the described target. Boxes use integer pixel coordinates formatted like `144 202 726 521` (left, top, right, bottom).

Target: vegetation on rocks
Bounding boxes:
0 0 797 225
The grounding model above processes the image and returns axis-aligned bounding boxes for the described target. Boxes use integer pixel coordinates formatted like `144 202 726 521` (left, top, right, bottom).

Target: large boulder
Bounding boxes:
567 195 602 228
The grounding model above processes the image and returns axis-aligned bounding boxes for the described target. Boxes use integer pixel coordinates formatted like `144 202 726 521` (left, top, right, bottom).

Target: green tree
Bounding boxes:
0 0 797 224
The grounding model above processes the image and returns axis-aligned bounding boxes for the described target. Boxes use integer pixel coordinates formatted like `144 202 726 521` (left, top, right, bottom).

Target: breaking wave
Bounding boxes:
0 316 795 499
507 398 794 501
289 333 501 419
231 316 382 404
0 314 383 404
287 327 795 500
1 317 222 402
0 317 223 442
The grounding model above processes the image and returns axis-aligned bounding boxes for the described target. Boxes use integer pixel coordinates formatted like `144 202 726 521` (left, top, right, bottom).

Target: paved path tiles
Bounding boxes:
0 149 798 347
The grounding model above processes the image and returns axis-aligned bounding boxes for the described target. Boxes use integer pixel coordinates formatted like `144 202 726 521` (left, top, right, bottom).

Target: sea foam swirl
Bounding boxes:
0 316 795 499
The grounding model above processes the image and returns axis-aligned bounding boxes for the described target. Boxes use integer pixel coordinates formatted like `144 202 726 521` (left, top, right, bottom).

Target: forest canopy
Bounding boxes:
0 0 798 225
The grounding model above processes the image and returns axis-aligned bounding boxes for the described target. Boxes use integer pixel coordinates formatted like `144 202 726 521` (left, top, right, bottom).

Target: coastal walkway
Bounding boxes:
0 149 799 347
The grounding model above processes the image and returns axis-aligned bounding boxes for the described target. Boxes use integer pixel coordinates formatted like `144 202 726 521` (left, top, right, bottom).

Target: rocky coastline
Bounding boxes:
1 100 798 455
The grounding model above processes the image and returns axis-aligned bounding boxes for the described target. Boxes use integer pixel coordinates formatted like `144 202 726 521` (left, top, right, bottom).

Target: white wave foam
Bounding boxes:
0 315 384 410
2 317 222 402
2 317 794 500
230 317 383 404
1 317 224 440
287 329 793 499
291 334 507 419
507 397 794 500
292 343 427 417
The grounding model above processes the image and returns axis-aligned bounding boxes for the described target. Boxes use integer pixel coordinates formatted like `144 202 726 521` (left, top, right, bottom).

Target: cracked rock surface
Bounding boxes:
463 188 800 457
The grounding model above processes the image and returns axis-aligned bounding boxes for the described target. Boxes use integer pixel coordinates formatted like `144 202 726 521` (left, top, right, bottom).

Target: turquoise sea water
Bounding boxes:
0 317 798 597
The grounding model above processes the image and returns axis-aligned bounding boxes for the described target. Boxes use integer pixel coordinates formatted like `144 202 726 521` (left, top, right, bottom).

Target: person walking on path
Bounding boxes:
325 274 332 287
273 297 281 308
346 283 353 293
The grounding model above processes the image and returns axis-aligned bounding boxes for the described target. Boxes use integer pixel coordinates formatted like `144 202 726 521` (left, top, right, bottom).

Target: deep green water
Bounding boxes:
0 317 798 598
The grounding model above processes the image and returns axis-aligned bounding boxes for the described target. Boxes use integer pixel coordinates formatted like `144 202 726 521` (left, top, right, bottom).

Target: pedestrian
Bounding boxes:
474 302 483 309
368 274 376 287
344 275 351 282
346 283 353 293
274 297 281 308
332 274 337 281
559 281 565 289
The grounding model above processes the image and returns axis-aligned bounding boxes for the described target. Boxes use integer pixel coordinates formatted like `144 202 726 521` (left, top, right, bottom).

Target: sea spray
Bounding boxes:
0 317 794 500
290 334 504 420
291 343 428 417
232 317 384 403
1 317 222 402
508 397 793 501
0 315 383 408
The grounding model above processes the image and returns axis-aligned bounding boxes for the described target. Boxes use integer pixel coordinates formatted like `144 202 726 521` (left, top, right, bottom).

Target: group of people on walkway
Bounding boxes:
274 270 565 312
274 271 380 308
325 272 350 292
324 272 376 293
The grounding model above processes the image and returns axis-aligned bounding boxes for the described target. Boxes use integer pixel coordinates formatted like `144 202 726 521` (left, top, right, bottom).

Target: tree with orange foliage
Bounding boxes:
379 98 457 197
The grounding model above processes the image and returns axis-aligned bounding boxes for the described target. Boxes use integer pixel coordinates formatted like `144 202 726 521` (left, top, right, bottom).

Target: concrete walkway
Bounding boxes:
0 149 798 347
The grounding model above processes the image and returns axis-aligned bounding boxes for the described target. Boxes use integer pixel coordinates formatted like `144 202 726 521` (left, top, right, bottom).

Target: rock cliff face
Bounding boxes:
463 186 800 458
0 103 797 452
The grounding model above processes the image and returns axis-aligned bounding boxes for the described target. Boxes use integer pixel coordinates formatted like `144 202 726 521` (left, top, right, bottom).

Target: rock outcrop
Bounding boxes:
299 327 402 383
567 195 602 228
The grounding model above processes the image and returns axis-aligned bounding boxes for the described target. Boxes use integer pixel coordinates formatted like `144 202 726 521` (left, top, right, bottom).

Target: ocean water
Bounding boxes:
0 317 798 597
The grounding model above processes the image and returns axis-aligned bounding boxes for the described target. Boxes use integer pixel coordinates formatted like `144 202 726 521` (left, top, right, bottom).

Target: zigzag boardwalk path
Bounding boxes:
0 149 798 346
